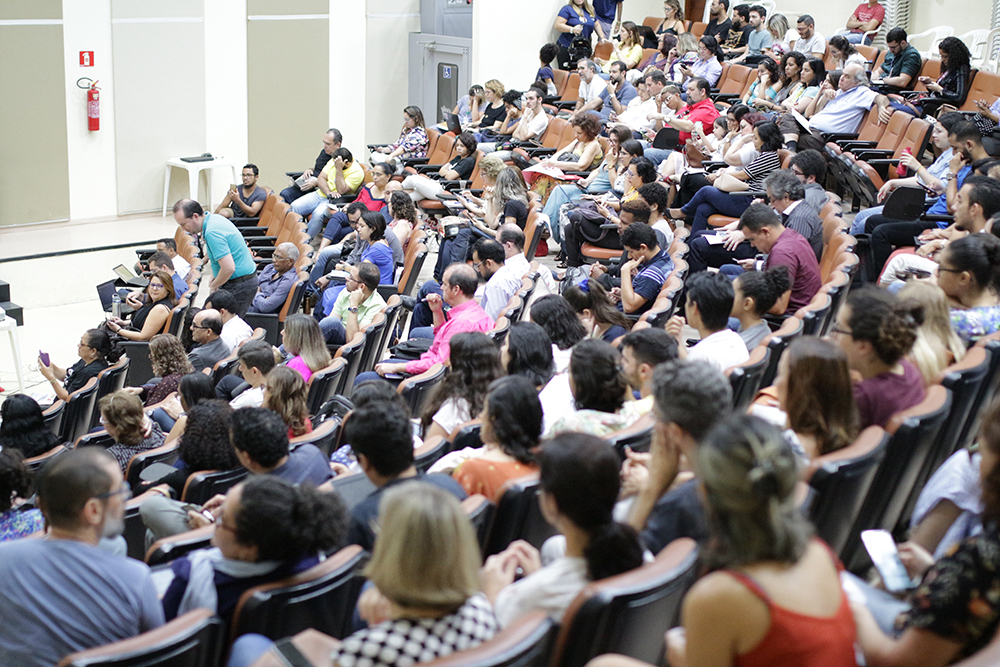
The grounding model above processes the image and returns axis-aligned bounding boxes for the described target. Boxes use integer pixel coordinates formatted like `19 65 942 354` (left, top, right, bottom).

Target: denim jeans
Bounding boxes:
309 245 344 286
290 191 324 218
680 188 754 233
319 315 347 345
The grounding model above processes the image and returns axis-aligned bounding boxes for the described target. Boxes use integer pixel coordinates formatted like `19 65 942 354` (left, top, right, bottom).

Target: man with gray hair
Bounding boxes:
622 359 733 553
792 15 826 58
778 63 891 152
247 242 299 314
575 59 605 114
764 169 823 260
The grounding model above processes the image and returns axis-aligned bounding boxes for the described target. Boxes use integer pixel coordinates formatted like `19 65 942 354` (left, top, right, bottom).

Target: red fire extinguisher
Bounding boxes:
77 78 100 131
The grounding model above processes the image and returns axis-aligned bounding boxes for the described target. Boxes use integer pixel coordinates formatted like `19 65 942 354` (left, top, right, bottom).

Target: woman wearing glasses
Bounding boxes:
106 269 178 342
38 328 115 403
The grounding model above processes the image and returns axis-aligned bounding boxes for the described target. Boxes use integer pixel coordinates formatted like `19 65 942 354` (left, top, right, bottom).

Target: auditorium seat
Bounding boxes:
484 472 557 556
181 468 249 505
398 363 447 415
420 611 555 667
726 346 771 410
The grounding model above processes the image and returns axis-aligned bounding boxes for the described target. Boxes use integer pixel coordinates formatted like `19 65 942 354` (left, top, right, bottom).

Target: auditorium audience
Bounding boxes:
290 147 366 224
131 333 193 406
450 376 541 502
620 328 680 411
773 337 859 460
187 308 230 373
827 34 868 69
280 128 340 204
502 321 555 389
38 327 113 403
371 105 428 164
730 267 792 349
898 281 967 384
871 27 922 93
618 222 674 315
667 272 750 370
399 132 478 202
316 262 386 346
106 269 176 341
0 449 163 667
832 288 926 430
263 366 313 439
419 332 503 442
531 294 588 373
473 238 522 321
936 234 1000 345
482 432 643 626
0 448 44 541
247 243 298 315
148 371 217 439
543 112 604 172
703 0 732 42
844 0 884 44
0 394 62 458
343 400 466 551
548 339 643 437
223 339 277 409
99 391 167 473
894 36 971 117
215 163 267 219
161 476 346 635
146 251 188 298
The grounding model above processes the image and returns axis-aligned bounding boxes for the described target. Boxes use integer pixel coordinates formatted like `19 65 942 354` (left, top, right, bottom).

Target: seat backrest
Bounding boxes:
843 385 953 570
210 353 241 388
484 472 557 556
289 418 342 458
306 358 349 417
398 363 448 415
726 346 771 410
322 468 379 511
24 444 69 472
606 413 655 461
357 312 388 374
333 331 366 397
278 278 307 323
805 426 889 556
450 421 484 452
146 525 216 566
961 70 1000 111
42 399 66 438
90 357 131 429
181 468 249 505
794 292 833 337
56 608 224 667
414 436 451 472
430 133 457 163
523 208 544 261
965 334 1000 446
398 243 429 297
489 316 511 345
820 271 851 337
425 126 441 157
855 109 887 144
560 73 581 102
231 544 367 642
718 63 751 95
124 441 179 490
60 377 100 443
894 117 931 160
593 41 613 61
912 58 942 91
421 612 555 667
871 111 912 152
759 315 804 386
552 68 571 98
542 117 570 149
551 538 700 667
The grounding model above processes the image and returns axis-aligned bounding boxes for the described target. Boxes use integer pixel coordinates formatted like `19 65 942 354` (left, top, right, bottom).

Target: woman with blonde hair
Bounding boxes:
668 32 700 83
469 79 507 137
263 366 312 438
899 281 967 384
471 166 530 239
764 13 794 57
655 0 686 36
134 333 193 406
281 314 332 383
100 390 167 473
598 21 644 71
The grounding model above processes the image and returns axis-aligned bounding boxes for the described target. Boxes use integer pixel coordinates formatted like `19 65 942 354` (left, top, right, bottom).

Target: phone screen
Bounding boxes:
861 530 917 593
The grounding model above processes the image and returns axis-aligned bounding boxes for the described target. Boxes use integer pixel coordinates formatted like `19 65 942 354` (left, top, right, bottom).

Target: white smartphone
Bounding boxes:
861 529 918 593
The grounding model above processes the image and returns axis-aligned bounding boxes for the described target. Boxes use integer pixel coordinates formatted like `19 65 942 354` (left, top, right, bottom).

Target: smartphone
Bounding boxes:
39 351 50 367
861 529 918 593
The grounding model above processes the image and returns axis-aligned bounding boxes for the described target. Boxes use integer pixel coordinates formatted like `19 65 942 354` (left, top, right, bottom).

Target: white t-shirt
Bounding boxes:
579 75 605 104
687 329 750 372
493 556 589 627
619 96 658 132
221 316 254 353
433 397 471 435
651 219 675 249
519 109 550 140
793 31 827 56
540 372 575 436
552 345 573 374
171 254 191 280
230 385 264 409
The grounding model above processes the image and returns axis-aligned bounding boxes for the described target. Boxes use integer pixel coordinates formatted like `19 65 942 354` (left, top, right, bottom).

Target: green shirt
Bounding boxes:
201 213 257 279
880 44 922 90
330 288 386 329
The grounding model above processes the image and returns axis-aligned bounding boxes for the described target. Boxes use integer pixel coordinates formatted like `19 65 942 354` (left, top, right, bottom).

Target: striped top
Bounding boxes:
743 151 782 191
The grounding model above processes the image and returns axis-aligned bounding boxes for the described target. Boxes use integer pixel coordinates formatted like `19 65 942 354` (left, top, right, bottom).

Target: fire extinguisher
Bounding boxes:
77 78 100 131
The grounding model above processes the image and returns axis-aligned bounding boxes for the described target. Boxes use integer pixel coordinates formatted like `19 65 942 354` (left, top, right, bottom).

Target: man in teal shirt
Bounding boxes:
872 27 923 93
173 198 258 315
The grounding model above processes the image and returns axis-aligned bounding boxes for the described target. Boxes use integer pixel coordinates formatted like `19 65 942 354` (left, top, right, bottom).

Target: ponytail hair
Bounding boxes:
84 328 120 363
945 233 1000 296
234 476 347 561
846 287 923 366
540 433 643 580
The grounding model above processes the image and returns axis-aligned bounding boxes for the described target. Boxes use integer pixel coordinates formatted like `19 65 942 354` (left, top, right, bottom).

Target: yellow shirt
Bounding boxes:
324 160 365 196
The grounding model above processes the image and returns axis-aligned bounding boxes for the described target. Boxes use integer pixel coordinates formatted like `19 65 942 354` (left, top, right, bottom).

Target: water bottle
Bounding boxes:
111 293 121 320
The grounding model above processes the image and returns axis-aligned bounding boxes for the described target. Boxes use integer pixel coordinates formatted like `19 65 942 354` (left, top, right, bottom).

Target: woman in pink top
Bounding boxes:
281 314 331 383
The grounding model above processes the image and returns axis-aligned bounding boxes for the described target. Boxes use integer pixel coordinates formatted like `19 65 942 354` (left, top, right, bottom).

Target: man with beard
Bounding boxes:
0 449 163 667
598 60 638 124
620 328 679 413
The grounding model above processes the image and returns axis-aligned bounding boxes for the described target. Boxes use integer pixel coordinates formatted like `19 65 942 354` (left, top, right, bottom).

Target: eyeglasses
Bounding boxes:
790 167 804 176
191 324 212 330
148 283 164 290
345 276 359 285
473 260 484 271
93 483 132 501
830 325 853 337
215 515 237 533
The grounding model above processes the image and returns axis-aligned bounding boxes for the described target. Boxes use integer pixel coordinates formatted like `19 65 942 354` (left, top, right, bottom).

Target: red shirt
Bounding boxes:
850 1 884 33
678 98 720 144
356 185 386 212
764 227 821 313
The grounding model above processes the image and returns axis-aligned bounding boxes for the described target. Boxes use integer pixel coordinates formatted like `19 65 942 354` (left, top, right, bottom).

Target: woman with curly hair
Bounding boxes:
282 314 332 383
548 339 642 437
99 391 167 473
563 279 632 343
541 112 604 173
452 376 542 502
161 476 347 636
832 287 926 430
388 190 417 250
131 333 193 406
893 36 972 117
263 366 312 439
0 394 63 458
420 332 504 441
773 337 859 460
0 448 45 541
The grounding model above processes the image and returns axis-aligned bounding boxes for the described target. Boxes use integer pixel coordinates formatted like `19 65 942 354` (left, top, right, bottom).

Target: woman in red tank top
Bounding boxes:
588 414 857 667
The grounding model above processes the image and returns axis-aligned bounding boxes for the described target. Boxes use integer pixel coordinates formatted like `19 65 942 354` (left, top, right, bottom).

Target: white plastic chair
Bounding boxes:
906 26 954 58
979 28 1000 73
960 29 990 65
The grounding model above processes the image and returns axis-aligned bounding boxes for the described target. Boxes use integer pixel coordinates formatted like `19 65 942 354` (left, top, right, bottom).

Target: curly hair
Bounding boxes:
0 394 62 459
484 376 541 465
531 295 587 351
845 288 922 366
938 36 971 76
99 391 146 446
779 51 806 87
569 340 628 413
570 112 601 142
0 448 33 512
783 338 858 457
149 334 194 378
233 476 347 562
420 332 503 433
389 191 418 228
177 400 240 472
264 366 311 437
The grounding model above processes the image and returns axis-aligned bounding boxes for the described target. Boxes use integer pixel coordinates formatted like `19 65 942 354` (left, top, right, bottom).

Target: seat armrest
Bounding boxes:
399 157 429 167
821 132 859 143
920 214 954 223
839 140 878 151
853 149 895 160
710 93 740 102
231 217 260 227
240 228 269 238
415 164 446 174
247 236 278 247
552 100 577 110
866 158 901 166
524 146 558 157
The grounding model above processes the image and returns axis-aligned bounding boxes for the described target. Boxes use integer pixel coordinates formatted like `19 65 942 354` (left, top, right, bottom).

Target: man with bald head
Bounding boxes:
358 263 494 385
247 242 299 314
778 63 891 152
187 308 229 372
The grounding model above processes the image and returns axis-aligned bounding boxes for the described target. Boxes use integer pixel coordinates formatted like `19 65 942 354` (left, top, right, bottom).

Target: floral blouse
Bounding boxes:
0 508 45 542
898 525 1000 659
390 127 429 159
950 305 1000 346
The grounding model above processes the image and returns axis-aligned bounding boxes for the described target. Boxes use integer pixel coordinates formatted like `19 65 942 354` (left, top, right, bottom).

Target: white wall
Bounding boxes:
366 0 422 145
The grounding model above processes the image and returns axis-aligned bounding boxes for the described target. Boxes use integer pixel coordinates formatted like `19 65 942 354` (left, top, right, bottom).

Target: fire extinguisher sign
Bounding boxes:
80 51 94 67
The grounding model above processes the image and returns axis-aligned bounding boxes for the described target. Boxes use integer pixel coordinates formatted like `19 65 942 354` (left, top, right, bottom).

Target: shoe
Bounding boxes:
400 295 417 311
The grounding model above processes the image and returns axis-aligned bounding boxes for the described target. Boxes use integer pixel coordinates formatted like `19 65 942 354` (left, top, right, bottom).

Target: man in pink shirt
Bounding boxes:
373 263 494 379
845 0 884 44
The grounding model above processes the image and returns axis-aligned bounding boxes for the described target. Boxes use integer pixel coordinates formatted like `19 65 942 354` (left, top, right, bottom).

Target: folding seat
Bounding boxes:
794 292 833 337
60 377 100 444
332 331 366 397
124 441 179 490
758 315 804 387
484 472 556 556
90 357 130 429
305 358 349 418
289 418 342 458
726 346 771 410
398 363 448 415
180 468 249 506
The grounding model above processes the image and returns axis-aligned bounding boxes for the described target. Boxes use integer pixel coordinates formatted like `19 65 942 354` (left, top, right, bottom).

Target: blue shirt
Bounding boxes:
247 263 298 314
170 271 188 298
557 4 597 48
599 80 638 121
591 0 622 23
927 165 971 221
746 27 773 55
201 212 257 279
363 241 395 285
623 248 674 314
808 84 880 135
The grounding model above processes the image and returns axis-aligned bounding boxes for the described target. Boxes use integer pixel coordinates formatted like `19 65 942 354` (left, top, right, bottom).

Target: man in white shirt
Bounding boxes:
791 15 826 58
613 80 658 136
227 340 275 409
666 271 749 371
473 238 523 321
575 59 606 114
205 290 254 354
511 89 549 142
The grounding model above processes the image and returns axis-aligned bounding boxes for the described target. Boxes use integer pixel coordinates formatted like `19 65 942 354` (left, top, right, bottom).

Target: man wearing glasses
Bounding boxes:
317 261 386 345
247 242 299 314
0 449 163 667
871 27 922 93
187 308 229 372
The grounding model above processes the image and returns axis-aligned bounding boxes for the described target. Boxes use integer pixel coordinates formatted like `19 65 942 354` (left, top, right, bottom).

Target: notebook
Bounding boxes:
112 264 148 288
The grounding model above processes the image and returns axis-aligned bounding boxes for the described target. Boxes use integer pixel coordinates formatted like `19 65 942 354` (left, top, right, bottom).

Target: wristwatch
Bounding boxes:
347 307 360 314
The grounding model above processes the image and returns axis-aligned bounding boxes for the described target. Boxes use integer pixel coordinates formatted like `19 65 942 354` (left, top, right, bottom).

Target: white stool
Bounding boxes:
0 317 24 394
162 157 239 216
